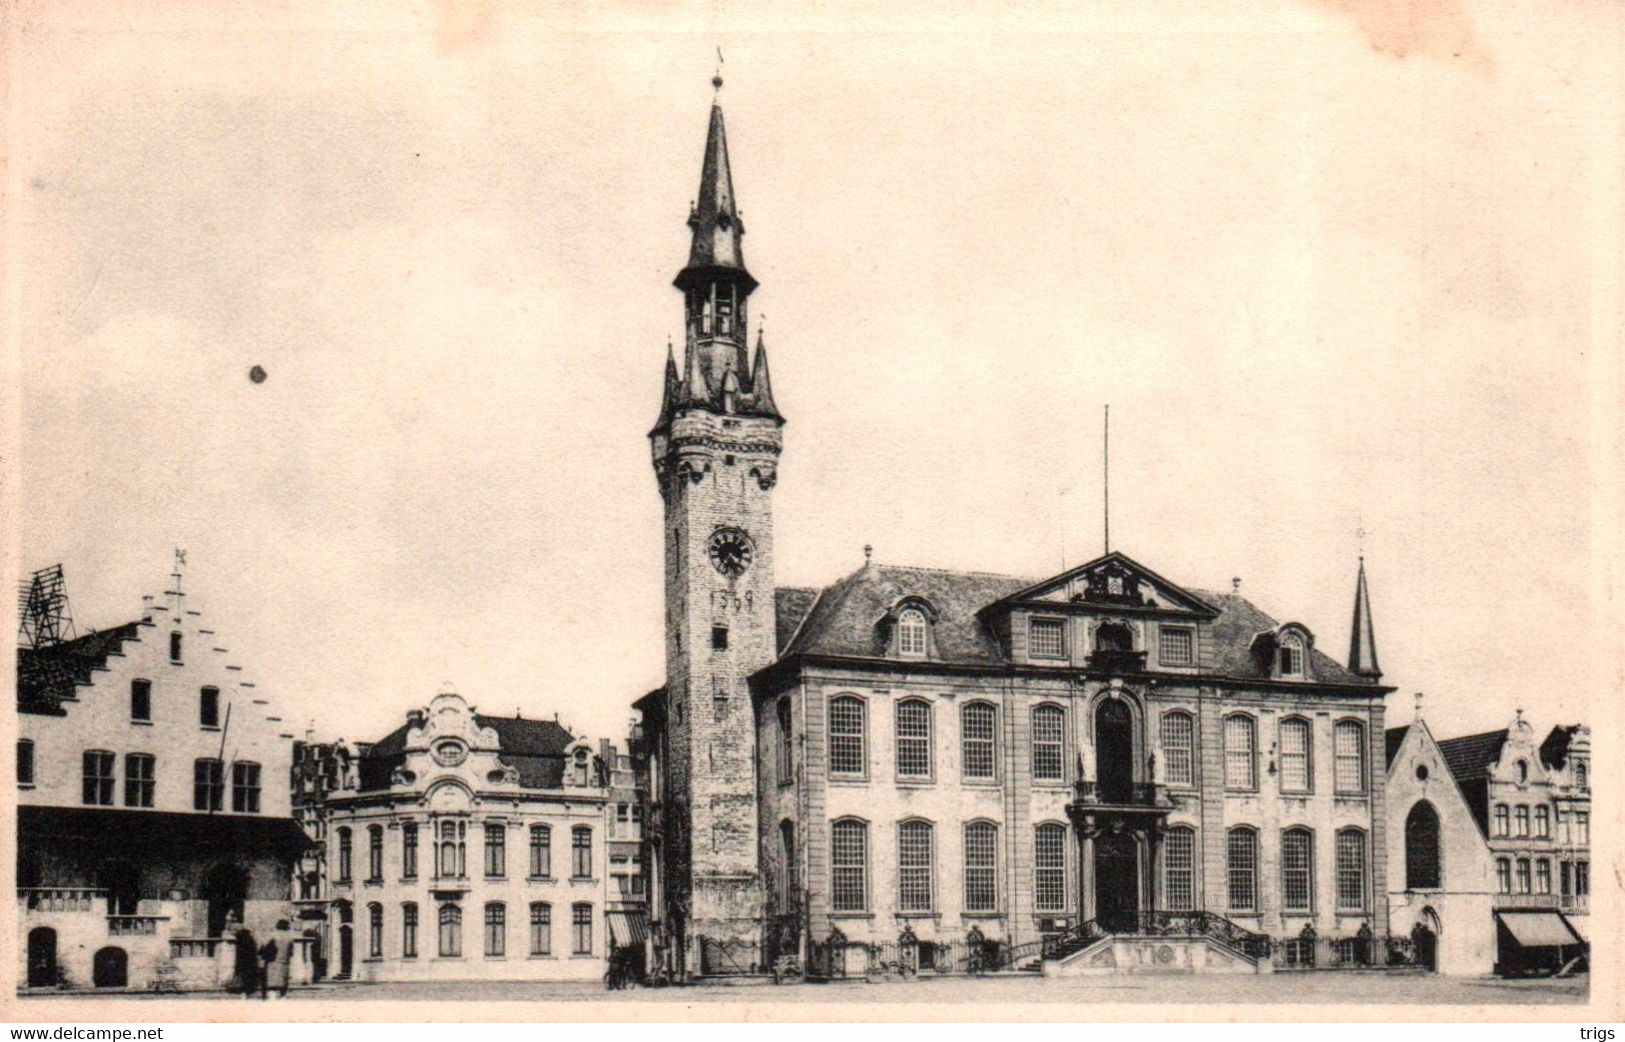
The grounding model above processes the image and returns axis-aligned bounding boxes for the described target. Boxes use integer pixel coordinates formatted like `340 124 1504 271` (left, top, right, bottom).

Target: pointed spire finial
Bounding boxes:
1414 691 1424 719
714 46 724 92
863 543 873 564
1348 555 1381 679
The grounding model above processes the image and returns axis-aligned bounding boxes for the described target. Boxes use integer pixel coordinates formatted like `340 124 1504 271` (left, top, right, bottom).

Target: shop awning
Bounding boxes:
1565 916 1588 942
607 910 650 948
18 805 314 859
1496 912 1582 948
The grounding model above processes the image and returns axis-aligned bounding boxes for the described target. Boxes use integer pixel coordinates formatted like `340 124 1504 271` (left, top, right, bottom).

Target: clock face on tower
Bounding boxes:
708 527 755 576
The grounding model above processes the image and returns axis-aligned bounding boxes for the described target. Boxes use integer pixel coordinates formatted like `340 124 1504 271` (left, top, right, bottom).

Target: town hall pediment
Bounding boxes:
990 552 1217 618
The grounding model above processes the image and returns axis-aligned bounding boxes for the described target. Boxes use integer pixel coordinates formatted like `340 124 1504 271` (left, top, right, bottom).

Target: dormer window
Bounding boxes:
1277 633 1304 677
573 749 590 787
897 609 927 657
1028 617 1065 659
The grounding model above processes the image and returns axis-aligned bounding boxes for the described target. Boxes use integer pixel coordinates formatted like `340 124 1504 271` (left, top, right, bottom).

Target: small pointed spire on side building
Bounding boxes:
748 329 783 421
1348 556 1381 679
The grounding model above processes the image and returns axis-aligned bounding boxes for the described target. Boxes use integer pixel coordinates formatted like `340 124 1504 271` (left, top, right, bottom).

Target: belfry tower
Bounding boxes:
649 77 782 971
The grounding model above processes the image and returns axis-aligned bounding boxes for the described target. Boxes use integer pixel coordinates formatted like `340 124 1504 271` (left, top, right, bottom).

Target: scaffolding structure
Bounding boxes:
17 564 76 649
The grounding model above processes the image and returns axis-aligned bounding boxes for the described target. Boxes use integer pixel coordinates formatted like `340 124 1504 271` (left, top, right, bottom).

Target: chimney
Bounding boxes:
406 709 426 729
1231 577 1241 593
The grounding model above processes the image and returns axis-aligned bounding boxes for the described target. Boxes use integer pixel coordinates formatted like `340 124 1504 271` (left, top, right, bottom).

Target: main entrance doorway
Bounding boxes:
1094 832 1139 932
27 927 57 987
1095 699 1135 803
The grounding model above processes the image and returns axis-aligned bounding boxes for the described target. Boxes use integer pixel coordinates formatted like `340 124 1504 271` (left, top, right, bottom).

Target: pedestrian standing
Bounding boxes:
232 926 258 998
263 919 295 999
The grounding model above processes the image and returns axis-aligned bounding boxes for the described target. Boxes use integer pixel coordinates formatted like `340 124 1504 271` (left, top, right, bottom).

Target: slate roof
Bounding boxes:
1539 725 1582 770
16 621 145 715
1436 728 1508 837
1385 725 1411 769
768 562 1374 686
357 715 576 792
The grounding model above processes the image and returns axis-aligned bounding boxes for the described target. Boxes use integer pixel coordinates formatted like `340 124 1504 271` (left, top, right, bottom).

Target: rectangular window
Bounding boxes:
124 753 155 808
485 904 506 957
439 905 462 957
530 826 551 878
1034 824 1067 912
895 700 932 779
963 822 998 912
1536 859 1551 894
1514 806 1529 838
1224 716 1256 790
169 631 183 662
130 680 152 723
1227 830 1257 912
1575 861 1589 897
1031 705 1065 782
1496 859 1511 894
1561 861 1572 898
711 626 728 650
530 903 551 956
897 821 933 912
961 703 996 780
571 904 592 955
1576 813 1589 845
17 740 34 786
1279 719 1311 793
1535 806 1550 839
1281 830 1313 912
1163 828 1195 912
1494 805 1509 838
82 750 115 806
1158 627 1194 666
485 824 506 878
831 820 867 913
199 687 220 728
1334 721 1365 794
231 762 261 814
402 904 418 958
1516 859 1531 894
1335 831 1366 911
1029 617 1065 659
828 697 866 776
402 823 418 879
368 904 383 958
571 827 592 879
194 759 224 811
1161 713 1194 787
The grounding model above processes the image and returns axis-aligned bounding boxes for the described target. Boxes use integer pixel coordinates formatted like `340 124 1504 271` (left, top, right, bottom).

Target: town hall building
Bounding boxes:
633 82 1397 979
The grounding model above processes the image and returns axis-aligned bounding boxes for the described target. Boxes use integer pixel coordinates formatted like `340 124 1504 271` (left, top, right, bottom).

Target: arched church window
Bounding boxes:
1405 801 1441 890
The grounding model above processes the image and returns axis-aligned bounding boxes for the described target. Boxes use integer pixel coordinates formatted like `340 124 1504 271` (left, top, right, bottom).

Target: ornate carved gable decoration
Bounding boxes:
1076 559 1156 608
397 691 523 797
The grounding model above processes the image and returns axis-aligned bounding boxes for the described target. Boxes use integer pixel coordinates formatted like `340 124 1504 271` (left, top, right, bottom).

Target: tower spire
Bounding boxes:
1348 555 1381 679
748 328 782 420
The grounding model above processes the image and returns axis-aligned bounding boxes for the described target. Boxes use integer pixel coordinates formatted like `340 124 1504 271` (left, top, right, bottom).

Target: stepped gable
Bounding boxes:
16 621 144 715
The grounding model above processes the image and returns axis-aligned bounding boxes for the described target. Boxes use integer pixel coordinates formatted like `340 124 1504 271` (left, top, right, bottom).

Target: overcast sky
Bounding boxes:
11 1 1620 749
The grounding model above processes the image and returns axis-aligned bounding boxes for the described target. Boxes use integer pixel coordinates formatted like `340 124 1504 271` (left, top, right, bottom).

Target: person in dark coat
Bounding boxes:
231 927 258 997
261 920 295 999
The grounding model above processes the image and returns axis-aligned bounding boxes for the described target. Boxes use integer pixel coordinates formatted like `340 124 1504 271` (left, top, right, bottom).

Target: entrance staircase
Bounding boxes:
1043 912 1273 976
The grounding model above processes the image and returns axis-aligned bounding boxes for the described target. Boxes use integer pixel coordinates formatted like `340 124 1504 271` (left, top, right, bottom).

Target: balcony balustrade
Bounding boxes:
108 914 168 936
1072 780 1168 808
18 887 106 913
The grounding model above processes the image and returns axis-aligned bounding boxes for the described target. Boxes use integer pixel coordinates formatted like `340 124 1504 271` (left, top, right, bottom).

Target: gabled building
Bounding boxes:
1436 713 1588 975
632 79 1398 980
15 564 311 992
1383 707 1496 975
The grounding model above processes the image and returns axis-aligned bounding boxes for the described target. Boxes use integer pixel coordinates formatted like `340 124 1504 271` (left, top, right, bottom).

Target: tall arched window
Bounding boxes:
1163 826 1196 911
1281 828 1314 912
1277 632 1304 676
437 820 466 879
828 696 866 777
1226 827 1258 912
438 903 462 957
529 902 551 956
1279 718 1312 793
830 819 867 912
896 608 928 657
1495 858 1511 894
1334 720 1366 794
1575 760 1589 791
529 825 551 878
776 699 793 784
367 825 384 882
336 827 353 883
1034 823 1067 912
1493 804 1510 837
1031 705 1065 782
367 903 383 958
895 699 932 778
963 821 999 912
1405 801 1441 889
484 902 506 957
401 902 418 958
897 820 934 912
1160 712 1194 787
571 826 592 879
961 703 997 780
778 820 796 914
1335 829 1367 911
1224 715 1257 790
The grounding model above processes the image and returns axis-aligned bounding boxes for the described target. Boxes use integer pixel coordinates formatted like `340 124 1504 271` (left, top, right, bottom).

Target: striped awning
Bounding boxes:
1496 912 1582 948
607 910 650 947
